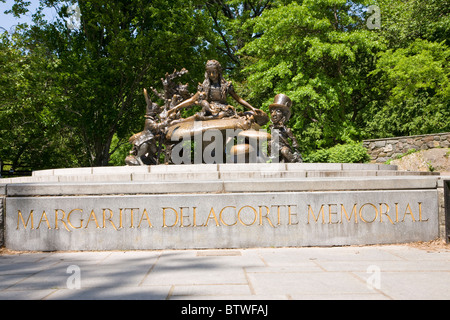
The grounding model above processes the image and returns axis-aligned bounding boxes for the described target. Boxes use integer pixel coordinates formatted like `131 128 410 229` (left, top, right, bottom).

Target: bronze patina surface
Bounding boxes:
166 118 257 141
126 60 301 165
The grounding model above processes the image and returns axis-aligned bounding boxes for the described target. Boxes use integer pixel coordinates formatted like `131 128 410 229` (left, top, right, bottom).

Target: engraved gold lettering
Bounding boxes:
270 205 285 226
359 203 378 223
379 203 394 224
102 208 118 230
138 208 152 228
37 211 51 230
341 204 358 223
288 205 299 225
308 204 325 224
395 203 399 222
17 210 34 230
238 206 257 226
328 204 339 224
55 209 70 231
192 207 202 227
67 209 84 229
179 207 191 227
205 207 220 226
220 206 237 226
162 207 179 227
13 198 429 234
85 209 100 229
418 202 428 222
402 203 416 222
119 208 124 228
259 206 275 228
128 208 138 228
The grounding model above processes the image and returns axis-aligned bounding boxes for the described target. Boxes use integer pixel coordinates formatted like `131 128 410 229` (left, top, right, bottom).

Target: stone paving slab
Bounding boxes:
246 272 376 296
0 244 449 300
289 293 389 300
353 271 450 300
46 286 172 300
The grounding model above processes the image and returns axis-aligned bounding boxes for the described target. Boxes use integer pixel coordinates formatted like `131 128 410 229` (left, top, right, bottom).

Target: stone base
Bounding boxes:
0 163 447 251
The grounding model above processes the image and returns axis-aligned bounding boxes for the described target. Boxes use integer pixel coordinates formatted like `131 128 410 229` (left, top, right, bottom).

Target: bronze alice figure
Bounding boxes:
168 60 262 121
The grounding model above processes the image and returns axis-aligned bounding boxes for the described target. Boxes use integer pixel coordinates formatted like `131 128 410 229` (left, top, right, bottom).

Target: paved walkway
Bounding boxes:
0 243 449 300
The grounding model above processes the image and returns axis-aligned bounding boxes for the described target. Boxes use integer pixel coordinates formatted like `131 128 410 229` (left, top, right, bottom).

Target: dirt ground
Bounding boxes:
390 148 450 175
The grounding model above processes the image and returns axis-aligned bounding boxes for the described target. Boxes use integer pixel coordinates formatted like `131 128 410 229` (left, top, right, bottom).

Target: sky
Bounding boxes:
0 0 58 33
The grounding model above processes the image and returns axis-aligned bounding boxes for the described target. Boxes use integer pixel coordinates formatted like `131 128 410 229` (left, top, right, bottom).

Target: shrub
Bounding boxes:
303 142 370 163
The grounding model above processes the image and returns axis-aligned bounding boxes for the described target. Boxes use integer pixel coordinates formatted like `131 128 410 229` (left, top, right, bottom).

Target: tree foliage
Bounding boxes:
239 0 386 151
1 0 216 168
368 39 450 137
0 30 80 171
0 0 448 169
365 0 450 138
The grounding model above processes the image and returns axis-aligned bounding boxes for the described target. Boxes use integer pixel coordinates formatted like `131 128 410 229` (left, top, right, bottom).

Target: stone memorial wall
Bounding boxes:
0 163 447 250
363 132 450 163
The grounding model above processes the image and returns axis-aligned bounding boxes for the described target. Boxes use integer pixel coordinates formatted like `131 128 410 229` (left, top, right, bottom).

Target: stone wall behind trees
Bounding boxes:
363 132 450 163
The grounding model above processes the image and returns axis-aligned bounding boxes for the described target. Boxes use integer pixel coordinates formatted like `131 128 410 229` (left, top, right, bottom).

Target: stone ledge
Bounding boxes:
5 181 224 197
28 163 399 178
1 169 438 185
223 177 438 193
363 132 450 143
3 176 439 196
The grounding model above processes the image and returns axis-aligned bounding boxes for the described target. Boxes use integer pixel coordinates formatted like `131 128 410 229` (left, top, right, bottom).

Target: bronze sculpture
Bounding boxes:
125 60 302 165
125 92 161 165
125 69 191 165
168 60 268 125
269 94 303 163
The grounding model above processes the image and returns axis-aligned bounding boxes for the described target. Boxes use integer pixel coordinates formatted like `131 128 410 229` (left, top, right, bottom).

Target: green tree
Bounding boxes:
365 0 450 138
202 0 273 75
2 0 216 168
375 0 450 48
0 30 82 172
367 39 450 137
2 0 449 170
239 0 385 152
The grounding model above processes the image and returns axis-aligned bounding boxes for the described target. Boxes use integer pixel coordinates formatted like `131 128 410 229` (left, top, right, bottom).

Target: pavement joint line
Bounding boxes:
257 253 269 267
138 251 163 287
311 259 328 272
348 271 394 300
96 252 113 264
1 259 63 291
165 285 175 300
35 253 55 263
156 282 249 286
41 289 59 300
168 283 254 298
378 247 410 261
243 267 256 295
2 271 41 291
